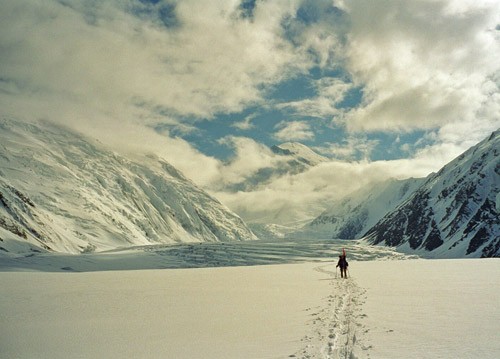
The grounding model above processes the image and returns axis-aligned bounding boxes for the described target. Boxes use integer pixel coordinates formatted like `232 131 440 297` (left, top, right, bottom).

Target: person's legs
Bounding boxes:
341 268 347 278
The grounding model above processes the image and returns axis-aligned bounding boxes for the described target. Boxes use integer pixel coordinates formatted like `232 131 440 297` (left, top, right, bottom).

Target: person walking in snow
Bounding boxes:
336 249 348 278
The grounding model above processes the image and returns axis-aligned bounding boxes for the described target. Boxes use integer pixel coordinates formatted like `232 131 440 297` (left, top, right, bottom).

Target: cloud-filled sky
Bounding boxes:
1 0 499 224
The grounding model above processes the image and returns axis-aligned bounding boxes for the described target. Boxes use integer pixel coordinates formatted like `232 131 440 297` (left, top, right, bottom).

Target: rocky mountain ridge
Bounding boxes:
364 130 499 258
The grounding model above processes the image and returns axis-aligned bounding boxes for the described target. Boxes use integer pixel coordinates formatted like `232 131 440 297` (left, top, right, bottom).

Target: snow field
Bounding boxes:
1 241 499 359
292 264 369 359
0 263 332 359
354 259 500 359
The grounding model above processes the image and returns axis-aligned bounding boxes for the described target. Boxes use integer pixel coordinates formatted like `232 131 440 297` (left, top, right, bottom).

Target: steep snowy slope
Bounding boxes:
0 119 256 254
364 130 500 258
304 177 425 239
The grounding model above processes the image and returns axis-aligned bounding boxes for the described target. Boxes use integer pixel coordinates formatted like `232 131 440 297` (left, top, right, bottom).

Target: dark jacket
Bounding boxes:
336 256 348 269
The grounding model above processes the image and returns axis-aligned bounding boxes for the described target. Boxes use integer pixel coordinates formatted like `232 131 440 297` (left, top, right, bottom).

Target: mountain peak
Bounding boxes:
364 129 500 258
488 129 499 141
271 142 328 166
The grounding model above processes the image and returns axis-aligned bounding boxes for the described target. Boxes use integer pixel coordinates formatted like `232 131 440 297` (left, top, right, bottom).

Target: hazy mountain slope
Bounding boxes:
271 142 329 167
302 177 425 239
0 119 256 254
226 142 328 192
364 130 500 258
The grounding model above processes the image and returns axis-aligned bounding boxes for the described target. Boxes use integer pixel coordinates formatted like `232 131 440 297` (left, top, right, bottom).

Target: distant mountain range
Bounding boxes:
0 119 256 255
306 130 499 258
1 117 498 258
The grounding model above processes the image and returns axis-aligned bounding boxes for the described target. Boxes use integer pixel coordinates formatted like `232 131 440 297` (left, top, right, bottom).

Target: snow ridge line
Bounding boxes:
291 264 369 359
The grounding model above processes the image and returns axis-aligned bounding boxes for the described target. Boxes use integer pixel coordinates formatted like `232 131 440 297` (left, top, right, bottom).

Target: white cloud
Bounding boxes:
213 136 279 188
232 114 256 131
0 0 305 141
212 154 442 224
0 0 308 188
274 120 315 141
210 0 500 225
341 0 500 137
277 78 351 118
315 136 379 161
209 129 481 225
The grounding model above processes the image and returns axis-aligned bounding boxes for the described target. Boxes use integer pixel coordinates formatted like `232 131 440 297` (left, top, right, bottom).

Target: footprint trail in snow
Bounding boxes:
291 264 370 359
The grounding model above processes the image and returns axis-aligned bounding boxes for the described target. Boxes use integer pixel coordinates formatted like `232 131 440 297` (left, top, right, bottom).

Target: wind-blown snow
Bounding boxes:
1 240 499 359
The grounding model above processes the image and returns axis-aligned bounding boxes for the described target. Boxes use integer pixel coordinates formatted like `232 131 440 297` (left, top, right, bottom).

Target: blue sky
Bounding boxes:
1 0 499 223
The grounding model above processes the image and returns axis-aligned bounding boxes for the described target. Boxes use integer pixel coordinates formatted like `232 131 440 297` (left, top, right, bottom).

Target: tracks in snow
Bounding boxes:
291 264 370 359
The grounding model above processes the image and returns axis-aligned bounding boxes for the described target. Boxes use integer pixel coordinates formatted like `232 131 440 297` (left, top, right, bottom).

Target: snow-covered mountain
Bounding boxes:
303 177 425 239
364 130 500 258
271 142 329 167
0 118 256 254
226 142 328 192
